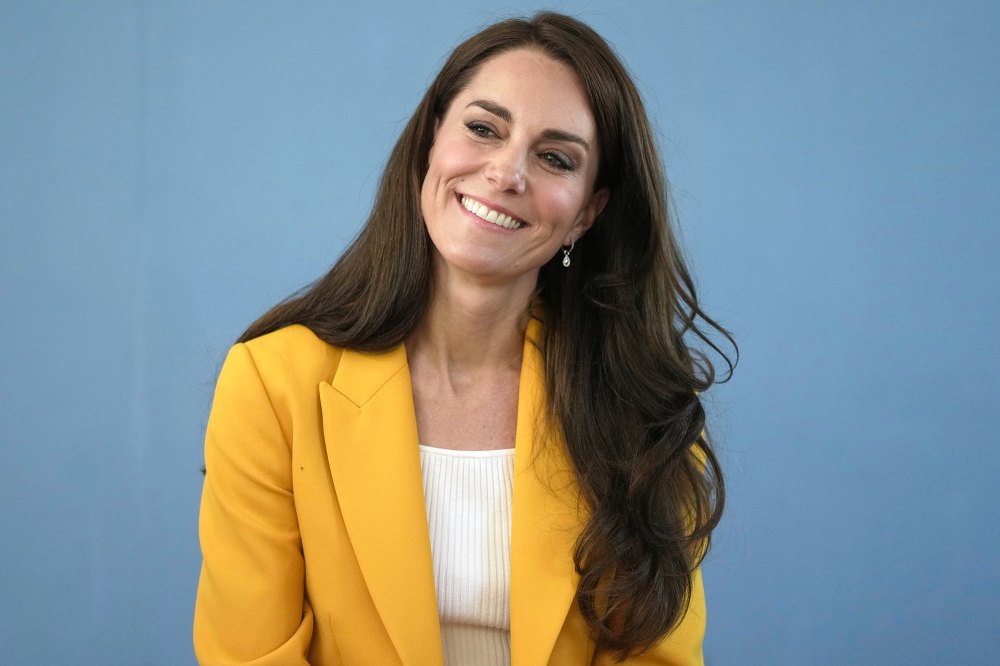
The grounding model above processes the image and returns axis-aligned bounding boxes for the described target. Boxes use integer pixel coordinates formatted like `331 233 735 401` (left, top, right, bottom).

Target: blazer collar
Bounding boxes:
509 319 582 665
319 319 580 665
319 344 443 665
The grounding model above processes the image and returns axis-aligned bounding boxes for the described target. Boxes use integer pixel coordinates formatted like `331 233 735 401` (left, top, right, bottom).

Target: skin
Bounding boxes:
408 47 609 451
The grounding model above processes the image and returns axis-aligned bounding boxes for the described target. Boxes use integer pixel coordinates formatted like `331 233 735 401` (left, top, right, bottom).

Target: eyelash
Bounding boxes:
466 121 496 139
541 152 574 172
464 121 577 173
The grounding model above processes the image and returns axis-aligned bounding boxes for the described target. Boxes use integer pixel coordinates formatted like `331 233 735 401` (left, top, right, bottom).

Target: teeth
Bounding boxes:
461 196 522 229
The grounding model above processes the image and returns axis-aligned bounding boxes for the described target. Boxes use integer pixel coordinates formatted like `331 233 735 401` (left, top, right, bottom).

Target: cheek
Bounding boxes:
538 184 590 226
422 140 470 224
422 143 453 203
428 136 481 183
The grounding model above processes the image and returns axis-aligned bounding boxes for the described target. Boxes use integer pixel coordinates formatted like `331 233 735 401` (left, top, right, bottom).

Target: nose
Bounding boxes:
484 144 526 195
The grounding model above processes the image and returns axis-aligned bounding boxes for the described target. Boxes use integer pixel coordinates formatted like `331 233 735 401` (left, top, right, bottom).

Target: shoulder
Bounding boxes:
210 325 346 447
238 324 344 387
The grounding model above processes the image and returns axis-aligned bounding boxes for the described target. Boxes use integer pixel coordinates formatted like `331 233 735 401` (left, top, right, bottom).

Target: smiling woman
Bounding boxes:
421 49 607 292
194 11 734 666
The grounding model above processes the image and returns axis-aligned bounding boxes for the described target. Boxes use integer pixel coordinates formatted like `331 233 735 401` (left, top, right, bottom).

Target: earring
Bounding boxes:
562 239 575 268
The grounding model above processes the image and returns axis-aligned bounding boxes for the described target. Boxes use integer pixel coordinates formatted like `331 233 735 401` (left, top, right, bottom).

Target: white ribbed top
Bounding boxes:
419 445 515 666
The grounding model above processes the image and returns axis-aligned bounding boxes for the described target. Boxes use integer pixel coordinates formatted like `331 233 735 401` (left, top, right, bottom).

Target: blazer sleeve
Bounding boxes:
194 342 313 665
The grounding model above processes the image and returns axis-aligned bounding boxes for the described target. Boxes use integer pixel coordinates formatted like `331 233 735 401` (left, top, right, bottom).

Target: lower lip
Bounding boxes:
456 195 523 233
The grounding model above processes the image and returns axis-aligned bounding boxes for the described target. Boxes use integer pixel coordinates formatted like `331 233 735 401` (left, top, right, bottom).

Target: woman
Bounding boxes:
194 11 733 666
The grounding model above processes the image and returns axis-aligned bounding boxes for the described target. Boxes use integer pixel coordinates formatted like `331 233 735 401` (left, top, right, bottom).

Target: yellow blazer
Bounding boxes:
194 321 706 665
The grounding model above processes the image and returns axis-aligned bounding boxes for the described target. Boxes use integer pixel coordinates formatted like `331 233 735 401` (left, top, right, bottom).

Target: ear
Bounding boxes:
565 186 610 245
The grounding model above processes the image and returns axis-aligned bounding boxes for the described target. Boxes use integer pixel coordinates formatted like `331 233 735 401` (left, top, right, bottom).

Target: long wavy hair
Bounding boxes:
240 12 734 660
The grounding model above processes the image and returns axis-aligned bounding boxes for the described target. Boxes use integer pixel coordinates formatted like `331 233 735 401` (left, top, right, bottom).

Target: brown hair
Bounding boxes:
240 12 734 660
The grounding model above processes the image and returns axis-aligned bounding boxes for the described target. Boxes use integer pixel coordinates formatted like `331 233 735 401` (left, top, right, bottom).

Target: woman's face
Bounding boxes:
420 48 608 289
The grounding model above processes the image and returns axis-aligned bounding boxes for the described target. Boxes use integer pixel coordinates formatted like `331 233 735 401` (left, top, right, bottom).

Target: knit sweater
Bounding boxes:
419 445 515 666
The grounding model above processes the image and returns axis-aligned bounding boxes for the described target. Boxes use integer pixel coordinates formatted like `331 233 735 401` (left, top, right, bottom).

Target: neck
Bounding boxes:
407 264 536 381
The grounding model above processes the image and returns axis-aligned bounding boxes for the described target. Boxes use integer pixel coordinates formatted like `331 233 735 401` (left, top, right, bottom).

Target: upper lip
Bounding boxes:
457 193 527 225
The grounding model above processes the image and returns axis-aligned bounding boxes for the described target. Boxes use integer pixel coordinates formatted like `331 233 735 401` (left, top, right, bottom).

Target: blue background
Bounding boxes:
2 1 998 663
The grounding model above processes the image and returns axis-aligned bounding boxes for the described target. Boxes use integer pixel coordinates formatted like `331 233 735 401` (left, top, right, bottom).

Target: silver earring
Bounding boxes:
562 239 575 268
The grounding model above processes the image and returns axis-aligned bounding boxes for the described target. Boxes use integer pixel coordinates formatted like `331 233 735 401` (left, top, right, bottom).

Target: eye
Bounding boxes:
541 151 575 172
466 121 497 139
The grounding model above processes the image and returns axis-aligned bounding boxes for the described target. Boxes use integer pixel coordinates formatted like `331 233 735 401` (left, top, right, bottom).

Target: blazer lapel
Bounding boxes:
510 320 583 665
319 344 443 666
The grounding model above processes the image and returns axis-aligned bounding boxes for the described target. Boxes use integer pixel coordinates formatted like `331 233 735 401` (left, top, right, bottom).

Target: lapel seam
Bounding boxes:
327 354 408 408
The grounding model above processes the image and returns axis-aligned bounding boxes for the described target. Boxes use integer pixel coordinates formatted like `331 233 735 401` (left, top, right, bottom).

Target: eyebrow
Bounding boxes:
467 99 591 152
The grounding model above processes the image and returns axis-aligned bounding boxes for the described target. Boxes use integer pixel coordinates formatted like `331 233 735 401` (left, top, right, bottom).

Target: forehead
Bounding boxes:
454 48 597 139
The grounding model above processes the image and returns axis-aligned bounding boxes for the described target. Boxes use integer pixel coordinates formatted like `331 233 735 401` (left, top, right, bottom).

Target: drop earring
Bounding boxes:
562 239 575 268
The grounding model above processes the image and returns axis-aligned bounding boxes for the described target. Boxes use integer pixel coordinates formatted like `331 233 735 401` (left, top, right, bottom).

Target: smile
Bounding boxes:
460 195 524 230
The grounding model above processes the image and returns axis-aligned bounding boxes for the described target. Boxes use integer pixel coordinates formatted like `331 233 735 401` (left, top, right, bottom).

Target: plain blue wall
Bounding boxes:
2 1 997 663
